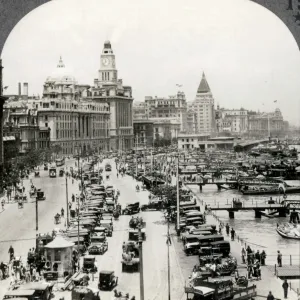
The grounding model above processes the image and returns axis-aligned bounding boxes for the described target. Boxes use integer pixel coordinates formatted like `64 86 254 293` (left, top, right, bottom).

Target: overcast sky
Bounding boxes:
2 0 300 125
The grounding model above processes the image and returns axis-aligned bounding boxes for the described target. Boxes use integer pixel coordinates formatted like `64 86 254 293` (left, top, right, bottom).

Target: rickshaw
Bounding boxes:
54 213 61 224
83 255 97 273
98 270 118 290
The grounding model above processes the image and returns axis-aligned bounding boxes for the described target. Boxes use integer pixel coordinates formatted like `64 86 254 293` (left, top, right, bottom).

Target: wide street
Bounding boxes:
0 159 79 265
0 158 186 300
86 160 185 300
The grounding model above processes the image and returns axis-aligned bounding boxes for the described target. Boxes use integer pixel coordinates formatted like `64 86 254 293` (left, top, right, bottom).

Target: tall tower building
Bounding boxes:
191 72 216 135
91 41 134 151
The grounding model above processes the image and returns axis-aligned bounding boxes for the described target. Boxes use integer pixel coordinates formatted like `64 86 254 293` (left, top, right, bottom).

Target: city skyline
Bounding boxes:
2 0 300 125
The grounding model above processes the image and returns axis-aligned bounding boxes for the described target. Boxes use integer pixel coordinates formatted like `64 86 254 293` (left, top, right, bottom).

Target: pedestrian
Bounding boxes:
282 279 289 298
255 250 260 262
261 250 266 266
267 291 274 300
225 223 230 235
241 248 246 264
8 245 14 262
230 228 235 241
277 250 282 267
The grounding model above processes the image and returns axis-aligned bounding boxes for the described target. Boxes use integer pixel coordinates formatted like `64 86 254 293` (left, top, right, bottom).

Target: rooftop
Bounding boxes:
197 72 211 94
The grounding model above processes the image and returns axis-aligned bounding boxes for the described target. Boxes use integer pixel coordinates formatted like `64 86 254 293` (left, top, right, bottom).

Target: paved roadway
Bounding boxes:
85 159 185 300
0 158 186 300
0 159 79 263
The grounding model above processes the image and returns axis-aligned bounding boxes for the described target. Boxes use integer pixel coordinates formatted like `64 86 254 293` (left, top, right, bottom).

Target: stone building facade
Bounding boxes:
89 41 134 151
144 91 187 132
190 73 216 135
37 57 110 155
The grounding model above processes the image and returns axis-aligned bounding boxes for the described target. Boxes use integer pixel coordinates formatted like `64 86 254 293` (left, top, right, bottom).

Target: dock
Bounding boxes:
208 203 287 218
275 265 300 280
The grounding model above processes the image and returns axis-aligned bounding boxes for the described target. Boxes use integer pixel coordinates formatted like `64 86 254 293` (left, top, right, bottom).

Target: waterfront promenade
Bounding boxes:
186 184 299 300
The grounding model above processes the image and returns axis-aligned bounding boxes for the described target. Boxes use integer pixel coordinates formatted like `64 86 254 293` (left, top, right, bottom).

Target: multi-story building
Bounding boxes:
133 119 154 149
37 57 110 155
144 91 187 132
186 104 197 134
152 118 181 141
3 98 46 153
89 41 134 151
190 72 216 135
133 102 147 120
216 108 248 134
248 108 287 138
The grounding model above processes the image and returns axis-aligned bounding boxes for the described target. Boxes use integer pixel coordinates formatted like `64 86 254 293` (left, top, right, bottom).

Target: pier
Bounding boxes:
208 202 288 218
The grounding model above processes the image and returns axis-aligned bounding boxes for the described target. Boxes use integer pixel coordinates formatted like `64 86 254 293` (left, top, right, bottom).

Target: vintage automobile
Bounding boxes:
88 236 108 255
121 254 139 272
140 200 164 211
128 229 146 241
3 282 52 300
72 287 100 300
94 226 112 237
98 270 118 290
122 202 140 215
36 190 46 201
99 220 113 232
83 255 98 273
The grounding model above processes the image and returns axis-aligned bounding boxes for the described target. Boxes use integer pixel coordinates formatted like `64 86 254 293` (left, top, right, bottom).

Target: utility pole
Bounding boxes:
36 197 38 231
167 216 171 300
143 138 146 176
135 135 138 178
66 176 69 227
139 226 145 300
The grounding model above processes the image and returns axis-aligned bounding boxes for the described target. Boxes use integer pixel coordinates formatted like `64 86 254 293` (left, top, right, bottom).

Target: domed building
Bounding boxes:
37 57 110 155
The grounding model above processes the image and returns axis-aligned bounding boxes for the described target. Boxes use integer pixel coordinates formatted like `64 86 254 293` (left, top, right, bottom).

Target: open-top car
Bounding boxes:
98 270 118 290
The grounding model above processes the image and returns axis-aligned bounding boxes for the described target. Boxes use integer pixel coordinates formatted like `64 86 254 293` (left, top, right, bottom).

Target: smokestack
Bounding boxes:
23 82 28 99
18 82 21 96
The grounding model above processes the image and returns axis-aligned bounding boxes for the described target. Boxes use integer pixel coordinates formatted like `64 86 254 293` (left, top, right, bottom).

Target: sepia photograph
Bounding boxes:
0 0 300 299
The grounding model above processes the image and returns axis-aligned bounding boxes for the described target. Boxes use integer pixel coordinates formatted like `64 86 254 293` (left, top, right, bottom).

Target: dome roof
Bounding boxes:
46 56 76 83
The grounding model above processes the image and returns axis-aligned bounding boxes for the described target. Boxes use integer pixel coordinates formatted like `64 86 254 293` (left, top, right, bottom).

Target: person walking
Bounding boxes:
230 228 235 241
277 250 282 267
282 279 289 299
241 248 246 264
225 223 230 236
267 291 274 300
261 250 266 266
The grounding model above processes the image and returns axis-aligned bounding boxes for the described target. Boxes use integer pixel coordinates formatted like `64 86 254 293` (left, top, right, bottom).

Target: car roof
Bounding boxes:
5 290 35 296
19 283 49 291
100 270 114 274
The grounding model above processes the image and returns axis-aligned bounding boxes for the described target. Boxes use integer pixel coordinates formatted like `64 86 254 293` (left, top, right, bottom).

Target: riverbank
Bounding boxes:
185 184 299 300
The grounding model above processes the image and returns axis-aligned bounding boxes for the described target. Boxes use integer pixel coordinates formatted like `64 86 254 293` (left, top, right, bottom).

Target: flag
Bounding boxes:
274 100 277 103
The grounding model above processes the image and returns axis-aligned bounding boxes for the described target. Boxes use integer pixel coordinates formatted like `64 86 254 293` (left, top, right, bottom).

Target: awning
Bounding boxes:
3 136 15 141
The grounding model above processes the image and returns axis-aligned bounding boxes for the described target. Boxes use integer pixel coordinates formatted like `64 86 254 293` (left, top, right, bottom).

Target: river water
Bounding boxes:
190 145 300 266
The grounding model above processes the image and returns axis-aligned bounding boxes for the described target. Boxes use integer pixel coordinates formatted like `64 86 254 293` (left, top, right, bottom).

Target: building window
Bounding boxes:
45 123 48 127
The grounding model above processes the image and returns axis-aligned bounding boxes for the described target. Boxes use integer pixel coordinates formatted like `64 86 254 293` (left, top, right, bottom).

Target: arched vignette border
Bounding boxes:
0 0 299 188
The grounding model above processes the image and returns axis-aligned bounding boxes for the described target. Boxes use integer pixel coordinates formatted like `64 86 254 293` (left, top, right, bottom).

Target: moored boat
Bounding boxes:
276 223 300 240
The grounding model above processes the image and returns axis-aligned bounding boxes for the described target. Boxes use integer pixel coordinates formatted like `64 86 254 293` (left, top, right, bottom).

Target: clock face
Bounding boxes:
102 58 110 66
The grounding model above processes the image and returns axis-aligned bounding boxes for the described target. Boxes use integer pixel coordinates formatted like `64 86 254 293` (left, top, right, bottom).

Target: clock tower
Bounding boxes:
99 40 118 85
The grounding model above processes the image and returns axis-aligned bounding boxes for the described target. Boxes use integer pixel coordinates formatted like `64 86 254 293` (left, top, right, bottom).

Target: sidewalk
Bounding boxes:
187 184 299 300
